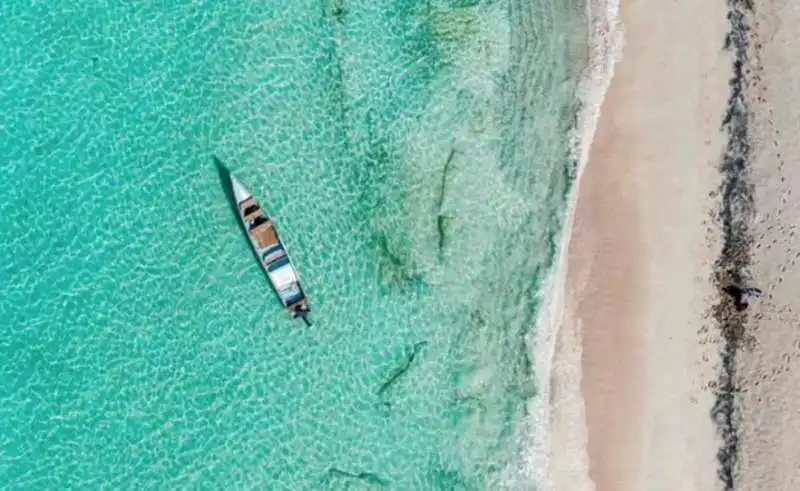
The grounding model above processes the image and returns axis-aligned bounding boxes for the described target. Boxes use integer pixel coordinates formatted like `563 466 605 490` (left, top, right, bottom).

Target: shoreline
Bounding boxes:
550 0 734 490
525 0 622 489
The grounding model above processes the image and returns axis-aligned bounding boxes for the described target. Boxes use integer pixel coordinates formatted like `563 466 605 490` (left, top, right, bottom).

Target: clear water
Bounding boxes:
0 0 585 489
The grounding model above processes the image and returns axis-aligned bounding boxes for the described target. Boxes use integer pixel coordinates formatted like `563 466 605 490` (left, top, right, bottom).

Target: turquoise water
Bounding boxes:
0 0 585 489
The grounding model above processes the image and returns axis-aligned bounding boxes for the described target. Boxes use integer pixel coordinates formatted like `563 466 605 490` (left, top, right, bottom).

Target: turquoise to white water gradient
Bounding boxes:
0 0 586 489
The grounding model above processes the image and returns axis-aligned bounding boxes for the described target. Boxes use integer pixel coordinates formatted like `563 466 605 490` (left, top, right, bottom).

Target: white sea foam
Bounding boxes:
511 0 625 489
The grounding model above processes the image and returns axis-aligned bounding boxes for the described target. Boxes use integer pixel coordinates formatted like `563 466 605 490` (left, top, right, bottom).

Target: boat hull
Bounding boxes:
228 172 311 324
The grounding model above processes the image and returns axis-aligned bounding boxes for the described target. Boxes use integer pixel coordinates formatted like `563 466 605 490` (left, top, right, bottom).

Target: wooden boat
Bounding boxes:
230 173 312 326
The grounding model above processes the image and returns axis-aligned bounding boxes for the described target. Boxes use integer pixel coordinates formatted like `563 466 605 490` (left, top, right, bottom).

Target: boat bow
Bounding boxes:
230 174 252 204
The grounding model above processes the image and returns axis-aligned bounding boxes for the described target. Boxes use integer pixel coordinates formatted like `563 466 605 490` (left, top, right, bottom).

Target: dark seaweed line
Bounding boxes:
712 1 754 490
327 467 388 488
377 341 428 396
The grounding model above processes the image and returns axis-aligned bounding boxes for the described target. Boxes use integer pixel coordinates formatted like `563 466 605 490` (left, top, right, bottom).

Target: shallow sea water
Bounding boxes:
0 0 585 489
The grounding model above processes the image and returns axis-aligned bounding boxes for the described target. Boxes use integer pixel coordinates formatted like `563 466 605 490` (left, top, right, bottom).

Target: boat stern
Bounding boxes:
291 301 312 326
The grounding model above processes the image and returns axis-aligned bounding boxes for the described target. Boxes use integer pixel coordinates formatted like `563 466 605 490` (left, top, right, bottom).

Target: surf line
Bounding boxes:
711 1 754 490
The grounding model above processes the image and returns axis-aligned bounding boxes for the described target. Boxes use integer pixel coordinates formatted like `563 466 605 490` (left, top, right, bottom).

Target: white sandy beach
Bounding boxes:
735 2 800 490
549 0 735 490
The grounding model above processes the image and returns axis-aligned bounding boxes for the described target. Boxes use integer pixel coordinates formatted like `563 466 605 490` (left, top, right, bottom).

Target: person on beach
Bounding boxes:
723 284 762 311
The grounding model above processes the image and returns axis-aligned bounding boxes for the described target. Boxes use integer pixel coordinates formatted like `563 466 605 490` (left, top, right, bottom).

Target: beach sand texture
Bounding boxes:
550 0 757 489
735 1 800 490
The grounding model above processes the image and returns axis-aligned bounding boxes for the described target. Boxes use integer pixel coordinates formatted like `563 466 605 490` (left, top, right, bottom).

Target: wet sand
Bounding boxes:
554 0 734 489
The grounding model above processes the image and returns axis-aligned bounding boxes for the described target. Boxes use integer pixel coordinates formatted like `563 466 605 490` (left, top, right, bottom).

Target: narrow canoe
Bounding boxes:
230 173 312 326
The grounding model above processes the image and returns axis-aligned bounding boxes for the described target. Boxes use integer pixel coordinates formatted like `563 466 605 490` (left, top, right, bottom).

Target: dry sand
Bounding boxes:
734 2 800 490
550 0 737 490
